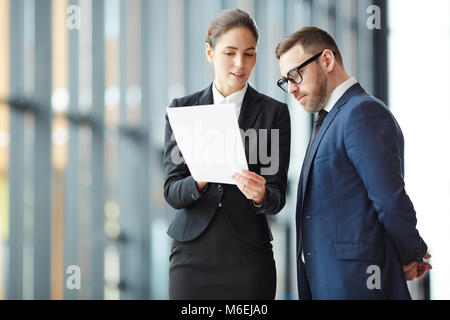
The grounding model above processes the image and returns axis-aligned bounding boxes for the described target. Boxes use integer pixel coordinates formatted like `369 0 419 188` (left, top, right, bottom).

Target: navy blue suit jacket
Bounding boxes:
296 83 428 299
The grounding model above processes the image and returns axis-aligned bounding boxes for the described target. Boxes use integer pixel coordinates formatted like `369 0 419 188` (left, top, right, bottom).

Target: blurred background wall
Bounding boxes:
0 0 448 299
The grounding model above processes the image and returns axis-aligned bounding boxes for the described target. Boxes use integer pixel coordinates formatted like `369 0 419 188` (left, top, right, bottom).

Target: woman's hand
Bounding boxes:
196 181 208 192
232 170 266 205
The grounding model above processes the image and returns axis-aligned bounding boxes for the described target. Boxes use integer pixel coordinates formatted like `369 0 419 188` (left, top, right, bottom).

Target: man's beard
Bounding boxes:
303 67 328 114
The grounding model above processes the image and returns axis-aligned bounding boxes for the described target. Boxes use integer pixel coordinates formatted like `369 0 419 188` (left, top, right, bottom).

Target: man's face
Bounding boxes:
279 44 328 114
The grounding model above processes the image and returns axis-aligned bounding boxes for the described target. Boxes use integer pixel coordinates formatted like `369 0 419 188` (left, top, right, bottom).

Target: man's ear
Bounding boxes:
322 49 336 72
206 43 214 63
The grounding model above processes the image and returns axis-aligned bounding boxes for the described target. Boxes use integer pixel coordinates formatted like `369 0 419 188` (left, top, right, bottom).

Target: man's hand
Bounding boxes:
403 253 432 281
232 170 266 205
416 253 432 278
403 262 418 281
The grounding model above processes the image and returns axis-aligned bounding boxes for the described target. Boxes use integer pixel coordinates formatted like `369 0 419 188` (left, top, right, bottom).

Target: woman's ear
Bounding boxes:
206 43 214 63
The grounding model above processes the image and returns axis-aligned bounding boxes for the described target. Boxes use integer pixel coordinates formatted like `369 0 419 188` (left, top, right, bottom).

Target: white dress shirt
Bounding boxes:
212 81 248 119
322 77 358 113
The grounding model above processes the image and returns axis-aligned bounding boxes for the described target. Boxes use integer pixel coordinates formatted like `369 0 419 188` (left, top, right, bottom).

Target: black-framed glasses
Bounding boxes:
277 50 336 93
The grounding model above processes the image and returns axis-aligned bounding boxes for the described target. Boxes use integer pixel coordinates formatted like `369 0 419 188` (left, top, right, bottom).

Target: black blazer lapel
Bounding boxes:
238 85 263 131
196 84 214 106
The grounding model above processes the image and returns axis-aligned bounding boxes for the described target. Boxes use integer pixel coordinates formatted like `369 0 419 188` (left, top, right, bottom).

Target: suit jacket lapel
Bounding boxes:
197 84 214 106
238 85 263 131
299 83 365 207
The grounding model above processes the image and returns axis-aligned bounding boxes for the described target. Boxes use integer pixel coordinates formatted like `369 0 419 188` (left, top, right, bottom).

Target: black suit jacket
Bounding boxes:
163 84 291 245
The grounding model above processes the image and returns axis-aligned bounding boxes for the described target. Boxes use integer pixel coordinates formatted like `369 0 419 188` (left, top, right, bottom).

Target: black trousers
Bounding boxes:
169 207 276 300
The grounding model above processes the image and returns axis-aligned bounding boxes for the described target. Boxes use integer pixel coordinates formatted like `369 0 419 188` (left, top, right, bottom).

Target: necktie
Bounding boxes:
302 109 328 192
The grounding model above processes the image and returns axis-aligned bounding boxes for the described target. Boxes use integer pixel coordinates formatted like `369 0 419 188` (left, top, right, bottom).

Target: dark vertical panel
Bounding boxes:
33 0 52 299
328 0 337 36
356 0 373 93
7 0 25 300
424 272 430 300
284 221 292 298
372 0 388 104
64 0 80 300
91 0 105 299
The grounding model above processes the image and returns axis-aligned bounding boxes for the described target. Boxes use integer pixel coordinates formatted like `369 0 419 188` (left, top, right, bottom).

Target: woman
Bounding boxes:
163 8 291 300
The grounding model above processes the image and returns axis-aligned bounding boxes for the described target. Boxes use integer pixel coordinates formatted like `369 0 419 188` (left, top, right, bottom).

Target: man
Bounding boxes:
276 26 431 299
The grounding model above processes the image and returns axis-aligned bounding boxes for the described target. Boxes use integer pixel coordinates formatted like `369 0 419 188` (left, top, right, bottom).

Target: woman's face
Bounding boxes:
206 27 257 97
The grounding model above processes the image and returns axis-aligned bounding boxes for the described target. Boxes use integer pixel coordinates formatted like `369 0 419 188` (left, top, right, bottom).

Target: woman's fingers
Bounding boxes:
233 172 261 190
233 171 266 201
238 170 266 185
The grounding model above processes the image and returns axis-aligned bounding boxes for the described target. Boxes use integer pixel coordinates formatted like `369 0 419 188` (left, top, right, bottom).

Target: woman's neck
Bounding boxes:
214 81 245 98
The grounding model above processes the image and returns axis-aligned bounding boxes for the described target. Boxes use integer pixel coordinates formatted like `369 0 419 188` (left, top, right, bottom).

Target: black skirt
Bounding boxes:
169 207 276 300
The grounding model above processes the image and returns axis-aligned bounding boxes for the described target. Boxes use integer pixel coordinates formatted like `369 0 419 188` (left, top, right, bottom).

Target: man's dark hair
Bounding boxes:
275 26 343 66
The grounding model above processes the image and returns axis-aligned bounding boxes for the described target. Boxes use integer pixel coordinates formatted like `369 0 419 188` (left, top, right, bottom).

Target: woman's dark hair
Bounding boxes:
206 8 259 49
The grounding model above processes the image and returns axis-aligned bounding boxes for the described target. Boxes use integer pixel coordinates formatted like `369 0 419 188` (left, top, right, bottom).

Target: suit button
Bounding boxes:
191 193 197 200
217 184 223 192
305 216 312 219
218 202 222 207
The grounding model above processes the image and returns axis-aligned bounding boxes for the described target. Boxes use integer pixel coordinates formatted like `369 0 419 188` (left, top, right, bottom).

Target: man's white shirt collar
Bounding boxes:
322 77 358 113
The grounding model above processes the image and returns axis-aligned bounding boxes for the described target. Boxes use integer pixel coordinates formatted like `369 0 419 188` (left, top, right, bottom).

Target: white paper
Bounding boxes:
167 104 248 185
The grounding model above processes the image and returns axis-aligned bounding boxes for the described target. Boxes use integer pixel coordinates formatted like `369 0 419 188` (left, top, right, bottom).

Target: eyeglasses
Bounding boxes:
277 50 336 93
